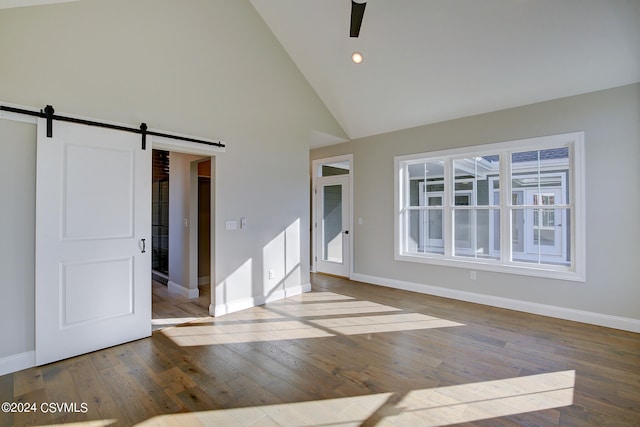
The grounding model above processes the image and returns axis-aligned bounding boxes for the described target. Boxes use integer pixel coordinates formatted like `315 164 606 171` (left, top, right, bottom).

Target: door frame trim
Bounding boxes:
152 138 219 316
311 154 353 278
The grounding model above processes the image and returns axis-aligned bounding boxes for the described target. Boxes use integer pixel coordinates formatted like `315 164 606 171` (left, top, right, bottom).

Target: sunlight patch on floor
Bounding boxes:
200 306 286 323
136 370 575 426
161 320 335 346
393 370 575 425
152 317 202 327
268 300 402 317
288 291 356 301
309 312 464 335
40 421 117 427
160 291 465 347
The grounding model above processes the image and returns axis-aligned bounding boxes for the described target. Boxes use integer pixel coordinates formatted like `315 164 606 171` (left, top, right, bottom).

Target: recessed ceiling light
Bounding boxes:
352 52 364 64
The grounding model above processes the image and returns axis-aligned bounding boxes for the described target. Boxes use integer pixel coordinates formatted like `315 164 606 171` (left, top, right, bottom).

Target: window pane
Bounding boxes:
564 208 572 265
512 148 569 207
477 209 499 259
453 156 499 206
407 209 444 254
428 195 443 206
454 209 471 251
408 161 445 206
322 185 343 263
426 183 444 192
511 207 525 253
406 210 419 253
455 195 470 206
455 181 473 191
319 162 350 177
454 208 500 260
493 208 501 252
511 207 570 266
428 209 443 241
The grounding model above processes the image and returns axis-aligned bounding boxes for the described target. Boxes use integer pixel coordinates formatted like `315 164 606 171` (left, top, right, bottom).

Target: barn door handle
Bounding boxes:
141 238 146 253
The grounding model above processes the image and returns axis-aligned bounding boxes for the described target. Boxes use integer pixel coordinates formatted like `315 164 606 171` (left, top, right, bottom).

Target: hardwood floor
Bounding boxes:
1 274 639 426
151 280 210 330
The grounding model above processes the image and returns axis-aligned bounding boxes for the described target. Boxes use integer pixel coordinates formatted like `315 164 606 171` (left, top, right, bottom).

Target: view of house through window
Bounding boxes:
396 133 583 279
510 148 570 265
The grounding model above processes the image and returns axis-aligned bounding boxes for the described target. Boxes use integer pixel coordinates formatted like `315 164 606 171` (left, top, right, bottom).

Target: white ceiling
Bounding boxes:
250 0 640 146
3 0 638 147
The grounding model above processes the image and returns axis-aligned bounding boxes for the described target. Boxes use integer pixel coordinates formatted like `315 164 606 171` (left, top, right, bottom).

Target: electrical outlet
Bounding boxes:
268 269 275 280
470 270 477 280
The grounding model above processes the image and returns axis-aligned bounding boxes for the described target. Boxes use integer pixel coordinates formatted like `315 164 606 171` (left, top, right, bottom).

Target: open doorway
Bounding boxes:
151 149 170 282
197 160 211 288
151 150 213 330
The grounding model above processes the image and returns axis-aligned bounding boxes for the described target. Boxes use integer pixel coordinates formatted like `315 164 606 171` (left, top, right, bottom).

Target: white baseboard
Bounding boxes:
198 275 210 286
352 273 640 333
168 280 200 299
0 351 35 376
213 282 311 316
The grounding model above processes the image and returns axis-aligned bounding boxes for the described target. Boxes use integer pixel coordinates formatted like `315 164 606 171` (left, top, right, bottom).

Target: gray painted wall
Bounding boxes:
311 83 640 321
168 152 204 292
0 120 36 359
0 0 346 367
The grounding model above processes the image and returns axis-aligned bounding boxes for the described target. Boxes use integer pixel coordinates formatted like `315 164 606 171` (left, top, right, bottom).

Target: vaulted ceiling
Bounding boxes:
250 0 640 146
2 0 639 148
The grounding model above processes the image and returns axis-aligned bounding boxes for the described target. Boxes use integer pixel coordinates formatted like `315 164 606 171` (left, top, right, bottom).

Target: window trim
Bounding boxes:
394 132 585 282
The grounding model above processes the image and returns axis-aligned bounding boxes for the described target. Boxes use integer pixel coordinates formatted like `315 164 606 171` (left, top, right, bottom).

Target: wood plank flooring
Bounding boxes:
151 280 210 330
1 274 639 426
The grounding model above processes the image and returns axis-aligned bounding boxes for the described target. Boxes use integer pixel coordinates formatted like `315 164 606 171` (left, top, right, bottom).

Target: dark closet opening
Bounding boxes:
152 149 170 280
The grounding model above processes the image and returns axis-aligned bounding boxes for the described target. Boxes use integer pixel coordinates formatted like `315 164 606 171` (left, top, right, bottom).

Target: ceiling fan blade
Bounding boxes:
350 0 367 37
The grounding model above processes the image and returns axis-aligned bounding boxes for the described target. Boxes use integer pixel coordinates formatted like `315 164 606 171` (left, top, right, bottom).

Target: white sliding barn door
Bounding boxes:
35 118 151 366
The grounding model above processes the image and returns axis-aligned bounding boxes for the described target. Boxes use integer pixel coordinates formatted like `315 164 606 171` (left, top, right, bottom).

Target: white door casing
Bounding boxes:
35 119 151 366
315 176 350 277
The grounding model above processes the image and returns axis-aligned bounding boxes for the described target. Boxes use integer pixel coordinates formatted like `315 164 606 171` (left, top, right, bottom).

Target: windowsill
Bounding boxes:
395 252 585 282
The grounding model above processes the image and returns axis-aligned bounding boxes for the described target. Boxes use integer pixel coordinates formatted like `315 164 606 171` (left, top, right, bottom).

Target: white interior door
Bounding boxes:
316 176 350 277
418 185 444 252
35 118 151 366
525 188 563 257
